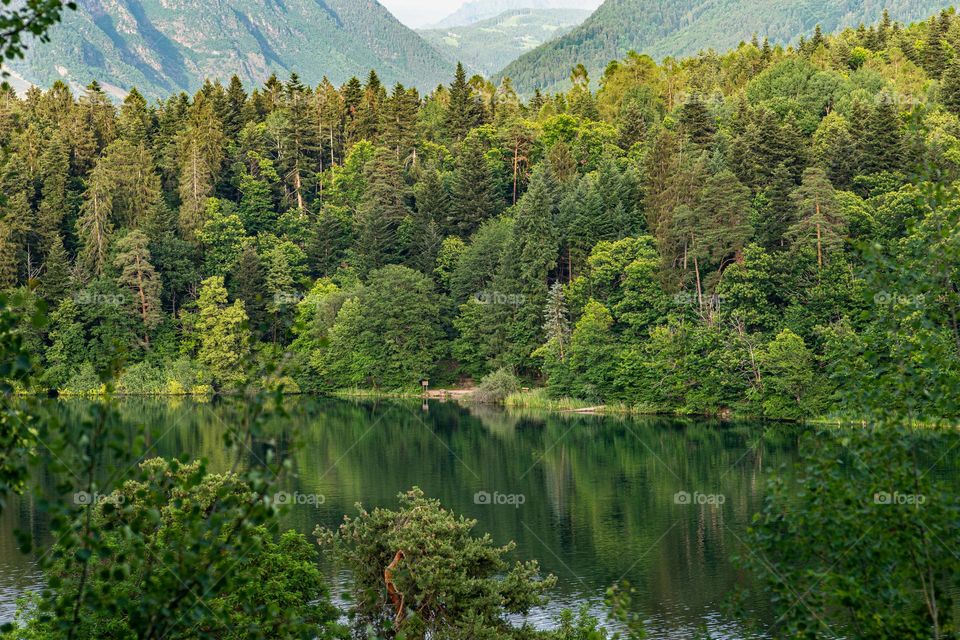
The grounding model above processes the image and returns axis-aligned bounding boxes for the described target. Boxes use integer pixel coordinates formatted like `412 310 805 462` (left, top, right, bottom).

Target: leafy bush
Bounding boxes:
471 367 522 403
316 487 555 638
13 458 345 639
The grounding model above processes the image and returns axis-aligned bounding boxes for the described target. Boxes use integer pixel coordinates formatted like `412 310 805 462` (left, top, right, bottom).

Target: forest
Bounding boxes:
1 8 960 423
0 4 959 639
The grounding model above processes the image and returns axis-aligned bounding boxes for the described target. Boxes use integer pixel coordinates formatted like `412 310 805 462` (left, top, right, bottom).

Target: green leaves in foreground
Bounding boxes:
737 425 960 639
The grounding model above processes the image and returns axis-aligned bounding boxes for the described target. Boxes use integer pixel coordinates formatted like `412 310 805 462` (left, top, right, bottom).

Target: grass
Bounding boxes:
331 387 424 399
503 389 597 411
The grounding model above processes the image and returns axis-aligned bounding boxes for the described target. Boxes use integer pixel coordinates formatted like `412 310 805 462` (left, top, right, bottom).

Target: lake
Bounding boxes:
0 397 808 637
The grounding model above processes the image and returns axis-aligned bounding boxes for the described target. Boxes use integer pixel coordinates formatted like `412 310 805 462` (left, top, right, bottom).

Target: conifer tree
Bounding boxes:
380 83 419 162
40 234 71 303
196 275 251 389
118 88 151 146
788 167 845 269
355 147 410 271
862 93 902 174
678 93 715 146
449 135 498 237
943 60 960 115
224 75 247 139
177 93 224 240
445 63 480 142
114 230 162 347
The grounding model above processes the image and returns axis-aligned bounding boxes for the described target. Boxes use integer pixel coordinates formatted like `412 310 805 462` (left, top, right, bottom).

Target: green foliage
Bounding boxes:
740 426 960 638
317 265 442 390
16 458 344 639
317 487 556 639
471 366 522 403
195 276 251 389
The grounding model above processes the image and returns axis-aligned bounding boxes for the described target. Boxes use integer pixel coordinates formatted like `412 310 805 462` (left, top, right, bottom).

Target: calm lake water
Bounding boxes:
0 397 811 637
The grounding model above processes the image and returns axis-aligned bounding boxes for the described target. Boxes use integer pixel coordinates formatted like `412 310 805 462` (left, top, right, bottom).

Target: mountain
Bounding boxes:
430 0 601 29
501 0 953 94
7 0 454 100
419 8 591 76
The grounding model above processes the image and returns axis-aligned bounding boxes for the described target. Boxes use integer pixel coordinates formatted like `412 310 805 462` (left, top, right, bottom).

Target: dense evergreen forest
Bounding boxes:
2 8 960 421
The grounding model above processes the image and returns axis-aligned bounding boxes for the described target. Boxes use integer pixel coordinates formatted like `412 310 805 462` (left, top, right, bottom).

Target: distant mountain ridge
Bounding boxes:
419 8 591 76
430 0 601 29
500 0 954 94
7 0 454 99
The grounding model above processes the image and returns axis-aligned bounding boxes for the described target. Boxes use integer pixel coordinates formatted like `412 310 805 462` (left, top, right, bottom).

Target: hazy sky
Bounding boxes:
380 0 467 28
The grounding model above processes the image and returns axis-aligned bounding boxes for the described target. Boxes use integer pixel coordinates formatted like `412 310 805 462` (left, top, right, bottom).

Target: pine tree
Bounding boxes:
77 176 113 277
494 165 560 368
380 83 419 162
36 133 71 253
752 163 794 250
114 230 162 347
617 99 648 149
224 75 247 139
196 275 251 389
787 168 845 269
922 15 948 78
403 169 446 273
278 74 319 212
229 244 268 339
118 88 151 146
813 112 855 188
679 93 715 146
237 151 279 235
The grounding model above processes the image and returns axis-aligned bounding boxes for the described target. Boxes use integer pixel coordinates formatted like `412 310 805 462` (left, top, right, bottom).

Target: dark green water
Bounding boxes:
0 397 807 638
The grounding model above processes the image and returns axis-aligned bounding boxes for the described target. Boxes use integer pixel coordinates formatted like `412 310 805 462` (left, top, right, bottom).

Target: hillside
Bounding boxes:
430 0 601 29
501 0 952 94
7 0 453 99
419 8 591 76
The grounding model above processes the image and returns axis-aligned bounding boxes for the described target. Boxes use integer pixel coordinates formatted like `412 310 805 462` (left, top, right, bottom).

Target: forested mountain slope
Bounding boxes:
430 0 599 28
501 0 951 94
419 8 592 76
6 0 452 99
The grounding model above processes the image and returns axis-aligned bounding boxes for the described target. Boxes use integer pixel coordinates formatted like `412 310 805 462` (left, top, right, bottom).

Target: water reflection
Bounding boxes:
0 397 806 638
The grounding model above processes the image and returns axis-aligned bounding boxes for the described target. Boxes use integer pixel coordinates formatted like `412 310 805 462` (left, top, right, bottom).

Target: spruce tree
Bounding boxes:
40 234 71 303
355 147 410 272
177 93 224 240
679 93 715 146
941 60 960 115
445 63 480 142
863 93 902 174
449 135 498 237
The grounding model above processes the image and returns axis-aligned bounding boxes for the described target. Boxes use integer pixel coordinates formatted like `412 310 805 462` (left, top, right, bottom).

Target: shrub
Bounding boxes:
472 366 522 403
